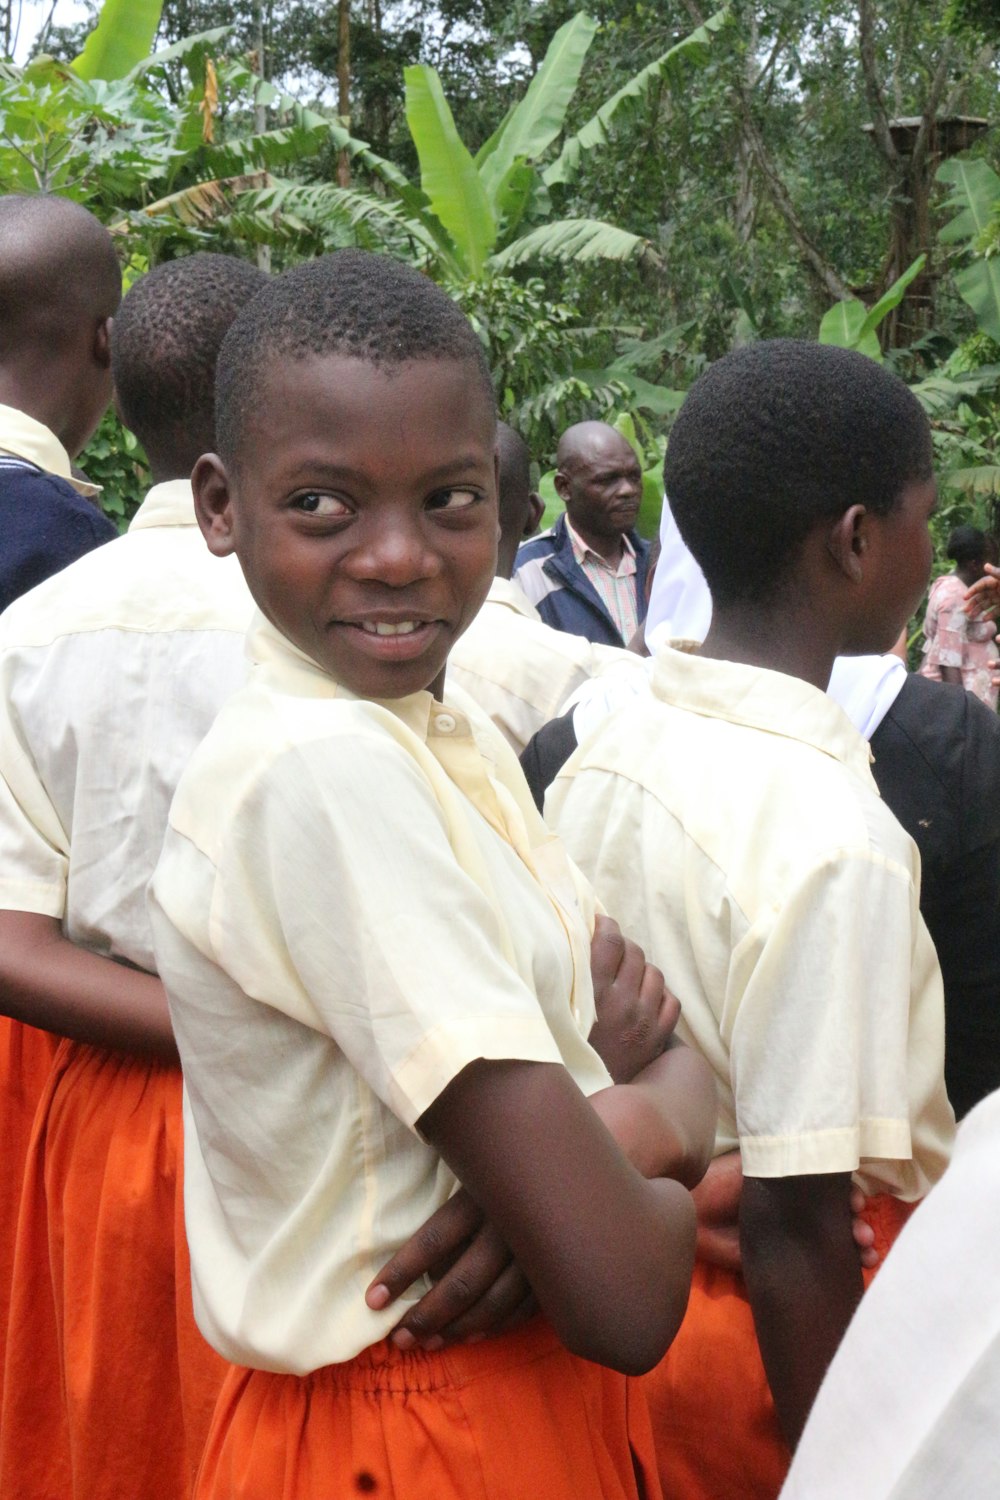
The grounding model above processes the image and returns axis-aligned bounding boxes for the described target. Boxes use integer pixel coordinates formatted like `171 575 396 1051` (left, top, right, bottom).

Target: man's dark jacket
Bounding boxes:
513 513 651 647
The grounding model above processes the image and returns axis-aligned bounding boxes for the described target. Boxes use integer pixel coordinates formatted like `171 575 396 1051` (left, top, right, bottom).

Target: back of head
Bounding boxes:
496 422 536 576
664 339 933 608
0 194 120 361
946 524 987 568
216 249 495 472
112 253 270 478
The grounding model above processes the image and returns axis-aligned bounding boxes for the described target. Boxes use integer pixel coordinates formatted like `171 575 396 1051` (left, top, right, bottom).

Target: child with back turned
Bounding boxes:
0 253 267 1499
148 250 715 1500
546 340 956 1498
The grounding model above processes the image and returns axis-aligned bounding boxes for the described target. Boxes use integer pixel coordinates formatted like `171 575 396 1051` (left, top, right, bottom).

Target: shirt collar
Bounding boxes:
127 479 199 531
651 644 875 780
0 403 101 497
485 575 543 621
246 612 442 743
565 516 636 571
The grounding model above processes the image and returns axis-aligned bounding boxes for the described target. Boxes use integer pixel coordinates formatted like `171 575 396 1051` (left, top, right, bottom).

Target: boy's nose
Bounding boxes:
349 519 440 584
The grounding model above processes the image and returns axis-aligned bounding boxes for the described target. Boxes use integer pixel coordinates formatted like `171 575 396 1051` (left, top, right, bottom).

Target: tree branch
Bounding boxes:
911 39 954 181
858 0 898 166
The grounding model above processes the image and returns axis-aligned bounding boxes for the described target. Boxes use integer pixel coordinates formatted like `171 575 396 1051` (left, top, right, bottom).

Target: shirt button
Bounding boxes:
434 713 457 734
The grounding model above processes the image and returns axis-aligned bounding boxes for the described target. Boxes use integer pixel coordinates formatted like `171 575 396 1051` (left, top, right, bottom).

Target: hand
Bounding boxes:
690 1156 881 1274
588 914 681 1083
964 563 1000 620
366 1189 535 1350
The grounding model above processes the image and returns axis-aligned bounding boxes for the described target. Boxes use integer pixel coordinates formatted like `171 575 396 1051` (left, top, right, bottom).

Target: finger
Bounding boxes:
648 968 682 1042
590 915 627 992
859 1245 880 1270
612 934 647 1002
849 1185 866 1216
696 1224 742 1274
387 1229 511 1343
426 1261 532 1346
367 1191 482 1309
852 1218 875 1249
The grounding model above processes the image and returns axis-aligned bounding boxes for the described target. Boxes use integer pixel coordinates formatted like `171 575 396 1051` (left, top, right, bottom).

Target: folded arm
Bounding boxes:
0 910 176 1062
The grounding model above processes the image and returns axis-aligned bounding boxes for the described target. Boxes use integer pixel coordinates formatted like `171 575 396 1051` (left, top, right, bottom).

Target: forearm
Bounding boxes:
420 1059 696 1374
590 1040 717 1187
0 910 177 1062
741 1173 862 1449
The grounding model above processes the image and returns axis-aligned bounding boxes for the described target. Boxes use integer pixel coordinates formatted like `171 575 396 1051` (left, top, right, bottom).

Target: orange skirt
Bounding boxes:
0 1018 58 1404
641 1193 915 1500
0 1039 228 1500
196 1318 663 1500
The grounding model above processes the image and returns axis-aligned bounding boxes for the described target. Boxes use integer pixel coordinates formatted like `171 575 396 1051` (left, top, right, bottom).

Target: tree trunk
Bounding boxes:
337 0 351 189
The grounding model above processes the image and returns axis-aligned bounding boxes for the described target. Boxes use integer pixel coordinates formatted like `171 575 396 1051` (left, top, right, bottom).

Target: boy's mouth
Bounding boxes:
338 617 444 663
358 620 424 637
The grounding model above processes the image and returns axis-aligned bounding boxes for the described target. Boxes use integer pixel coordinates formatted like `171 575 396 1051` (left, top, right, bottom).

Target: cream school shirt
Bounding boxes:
148 615 612 1374
448 575 639 754
547 646 955 1199
0 480 251 966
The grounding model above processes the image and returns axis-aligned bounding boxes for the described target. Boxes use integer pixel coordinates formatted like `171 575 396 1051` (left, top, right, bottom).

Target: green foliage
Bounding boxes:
938 159 1000 345
81 410 151 532
818 258 927 361
72 0 165 82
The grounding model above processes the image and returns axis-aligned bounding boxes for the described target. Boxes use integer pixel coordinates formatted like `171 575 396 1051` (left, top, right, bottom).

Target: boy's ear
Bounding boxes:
523 490 544 538
192 453 237 557
826 504 867 585
93 316 112 370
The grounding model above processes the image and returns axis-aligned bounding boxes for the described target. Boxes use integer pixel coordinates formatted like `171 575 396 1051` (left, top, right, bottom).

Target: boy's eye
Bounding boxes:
292 492 350 518
427 488 480 511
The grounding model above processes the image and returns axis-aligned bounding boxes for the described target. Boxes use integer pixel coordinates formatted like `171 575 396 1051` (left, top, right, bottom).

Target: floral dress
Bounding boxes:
919 571 999 711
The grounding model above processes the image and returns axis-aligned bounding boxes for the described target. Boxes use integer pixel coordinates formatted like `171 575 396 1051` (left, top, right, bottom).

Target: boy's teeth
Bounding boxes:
361 621 422 636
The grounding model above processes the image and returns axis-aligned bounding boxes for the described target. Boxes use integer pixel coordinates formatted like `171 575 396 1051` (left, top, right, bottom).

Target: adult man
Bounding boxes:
0 194 120 610
513 420 651 646
449 423 641 752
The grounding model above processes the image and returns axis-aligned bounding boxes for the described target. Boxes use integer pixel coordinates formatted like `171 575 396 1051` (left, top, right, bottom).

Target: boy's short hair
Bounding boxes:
946 524 987 566
216 250 495 469
112 253 269 461
664 339 934 608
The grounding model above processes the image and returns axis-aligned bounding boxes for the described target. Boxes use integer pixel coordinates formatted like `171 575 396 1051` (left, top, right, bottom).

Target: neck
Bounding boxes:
568 517 623 565
956 564 979 588
0 373 68 451
700 602 838 691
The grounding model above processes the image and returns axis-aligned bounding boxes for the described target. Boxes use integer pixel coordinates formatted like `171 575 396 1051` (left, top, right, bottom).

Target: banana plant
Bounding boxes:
937 157 1000 345
818 256 927 361
236 9 727 284
71 0 164 82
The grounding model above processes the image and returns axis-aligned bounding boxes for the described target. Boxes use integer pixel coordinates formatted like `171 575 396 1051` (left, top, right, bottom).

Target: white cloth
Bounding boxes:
643 494 712 643
0 479 252 968
447 576 633 754
0 402 100 495
782 1087 1000 1500
148 614 611 1373
547 646 954 1195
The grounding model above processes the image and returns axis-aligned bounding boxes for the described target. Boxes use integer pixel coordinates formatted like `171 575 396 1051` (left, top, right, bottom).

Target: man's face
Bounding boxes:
557 431 642 540
195 354 499 701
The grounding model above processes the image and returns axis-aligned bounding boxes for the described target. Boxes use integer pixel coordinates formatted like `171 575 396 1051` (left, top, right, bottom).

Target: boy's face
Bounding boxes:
852 475 936 652
198 354 498 699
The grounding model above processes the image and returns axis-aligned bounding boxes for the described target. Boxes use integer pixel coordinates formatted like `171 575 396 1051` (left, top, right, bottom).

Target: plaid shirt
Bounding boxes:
564 520 640 644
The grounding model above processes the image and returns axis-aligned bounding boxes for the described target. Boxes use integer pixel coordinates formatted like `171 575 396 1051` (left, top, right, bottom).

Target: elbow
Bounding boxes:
551 1181 697 1376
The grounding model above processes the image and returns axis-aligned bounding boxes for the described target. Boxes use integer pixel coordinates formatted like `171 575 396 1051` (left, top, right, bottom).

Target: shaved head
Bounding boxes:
554 420 642 554
0 195 121 359
0 195 121 455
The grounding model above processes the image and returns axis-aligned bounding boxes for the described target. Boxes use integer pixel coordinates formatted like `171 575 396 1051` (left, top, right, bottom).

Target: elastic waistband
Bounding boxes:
252 1318 569 1396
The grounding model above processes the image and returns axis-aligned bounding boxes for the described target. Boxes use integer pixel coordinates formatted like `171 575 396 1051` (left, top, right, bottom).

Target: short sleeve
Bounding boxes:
729 851 918 1176
210 731 566 1128
0 701 69 917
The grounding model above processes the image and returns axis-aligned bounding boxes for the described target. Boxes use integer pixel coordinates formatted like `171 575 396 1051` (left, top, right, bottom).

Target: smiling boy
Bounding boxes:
148 250 712 1500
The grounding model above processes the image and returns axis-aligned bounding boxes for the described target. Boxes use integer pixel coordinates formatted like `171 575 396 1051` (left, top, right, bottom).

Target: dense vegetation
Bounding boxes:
2 0 1000 594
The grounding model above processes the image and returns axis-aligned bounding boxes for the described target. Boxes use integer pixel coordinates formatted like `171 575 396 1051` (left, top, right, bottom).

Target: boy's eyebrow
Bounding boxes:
279 455 493 487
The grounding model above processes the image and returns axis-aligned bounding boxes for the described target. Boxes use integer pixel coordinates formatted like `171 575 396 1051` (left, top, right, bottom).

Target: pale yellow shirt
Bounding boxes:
0 402 100 496
148 615 612 1373
448 575 637 753
0 480 252 968
547 646 955 1200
